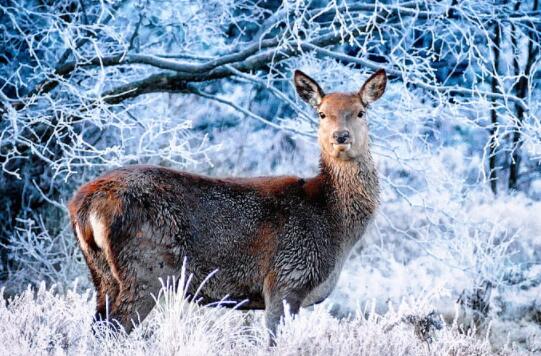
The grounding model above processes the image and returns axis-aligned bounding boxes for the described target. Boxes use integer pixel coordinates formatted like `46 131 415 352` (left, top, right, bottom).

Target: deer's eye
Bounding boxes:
319 112 326 119
357 110 365 118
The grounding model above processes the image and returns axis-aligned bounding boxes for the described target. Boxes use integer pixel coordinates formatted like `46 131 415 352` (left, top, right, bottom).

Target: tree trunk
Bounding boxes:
508 0 538 191
488 22 501 195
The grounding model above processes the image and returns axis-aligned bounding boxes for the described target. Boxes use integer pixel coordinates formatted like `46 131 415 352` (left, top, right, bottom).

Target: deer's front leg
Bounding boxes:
263 274 306 346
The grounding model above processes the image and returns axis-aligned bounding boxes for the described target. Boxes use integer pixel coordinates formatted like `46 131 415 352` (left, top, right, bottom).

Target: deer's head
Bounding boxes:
294 69 386 161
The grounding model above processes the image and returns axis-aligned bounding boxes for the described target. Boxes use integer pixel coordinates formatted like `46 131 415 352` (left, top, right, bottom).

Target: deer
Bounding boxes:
68 68 386 345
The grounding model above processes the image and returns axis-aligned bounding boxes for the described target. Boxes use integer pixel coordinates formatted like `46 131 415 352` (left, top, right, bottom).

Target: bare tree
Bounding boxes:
508 0 539 190
489 21 501 195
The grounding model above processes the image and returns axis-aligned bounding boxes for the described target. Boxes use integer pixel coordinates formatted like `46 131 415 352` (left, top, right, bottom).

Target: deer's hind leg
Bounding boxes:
73 225 120 328
87 248 121 323
105 235 181 333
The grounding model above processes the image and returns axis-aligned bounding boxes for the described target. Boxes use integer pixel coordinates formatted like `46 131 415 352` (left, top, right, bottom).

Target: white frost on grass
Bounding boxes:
0 281 521 356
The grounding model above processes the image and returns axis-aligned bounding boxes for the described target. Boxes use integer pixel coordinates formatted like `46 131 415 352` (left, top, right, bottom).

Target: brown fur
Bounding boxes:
69 69 386 344
248 222 279 277
224 176 302 197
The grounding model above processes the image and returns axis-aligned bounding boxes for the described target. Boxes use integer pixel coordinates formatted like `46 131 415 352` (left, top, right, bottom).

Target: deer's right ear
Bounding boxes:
294 70 325 107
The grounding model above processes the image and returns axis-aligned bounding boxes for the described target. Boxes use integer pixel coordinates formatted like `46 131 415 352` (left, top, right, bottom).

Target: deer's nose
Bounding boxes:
333 130 351 144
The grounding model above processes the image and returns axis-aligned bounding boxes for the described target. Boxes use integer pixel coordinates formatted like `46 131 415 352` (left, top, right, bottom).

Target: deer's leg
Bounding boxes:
263 274 306 347
94 253 120 321
107 279 160 333
89 249 120 322
106 243 180 333
79 246 120 327
87 257 105 322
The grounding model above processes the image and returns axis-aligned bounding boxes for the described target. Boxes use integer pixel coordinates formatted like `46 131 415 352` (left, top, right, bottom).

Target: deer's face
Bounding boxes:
294 69 386 160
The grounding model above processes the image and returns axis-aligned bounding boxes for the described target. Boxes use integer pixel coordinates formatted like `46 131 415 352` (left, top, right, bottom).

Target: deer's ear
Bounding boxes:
358 69 387 105
294 70 325 107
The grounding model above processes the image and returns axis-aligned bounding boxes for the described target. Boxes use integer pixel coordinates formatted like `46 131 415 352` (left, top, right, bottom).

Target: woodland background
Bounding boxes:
0 0 540 354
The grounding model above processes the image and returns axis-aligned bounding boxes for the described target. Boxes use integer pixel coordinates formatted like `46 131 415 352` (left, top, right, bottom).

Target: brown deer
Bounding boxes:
68 69 386 345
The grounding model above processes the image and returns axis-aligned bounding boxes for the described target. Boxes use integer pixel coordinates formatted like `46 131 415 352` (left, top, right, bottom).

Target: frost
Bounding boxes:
0 280 518 355
1 0 540 354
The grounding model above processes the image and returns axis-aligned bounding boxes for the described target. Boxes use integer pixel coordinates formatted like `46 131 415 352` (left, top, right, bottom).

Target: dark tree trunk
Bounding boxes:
508 0 538 191
488 22 501 195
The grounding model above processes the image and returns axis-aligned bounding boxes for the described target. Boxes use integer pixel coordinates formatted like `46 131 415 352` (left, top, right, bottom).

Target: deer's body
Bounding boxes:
69 69 386 344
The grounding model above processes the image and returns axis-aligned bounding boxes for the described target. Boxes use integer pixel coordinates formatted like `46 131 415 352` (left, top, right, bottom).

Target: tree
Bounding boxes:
1 0 539 290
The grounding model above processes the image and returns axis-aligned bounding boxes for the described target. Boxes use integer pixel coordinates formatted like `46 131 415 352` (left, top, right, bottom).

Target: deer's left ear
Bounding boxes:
358 69 387 105
294 70 325 107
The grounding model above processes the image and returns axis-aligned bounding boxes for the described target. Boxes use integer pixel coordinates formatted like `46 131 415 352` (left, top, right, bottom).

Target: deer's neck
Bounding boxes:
318 150 379 241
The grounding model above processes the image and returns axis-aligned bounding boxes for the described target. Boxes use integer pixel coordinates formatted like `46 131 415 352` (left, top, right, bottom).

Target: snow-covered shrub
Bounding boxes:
3 216 85 294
